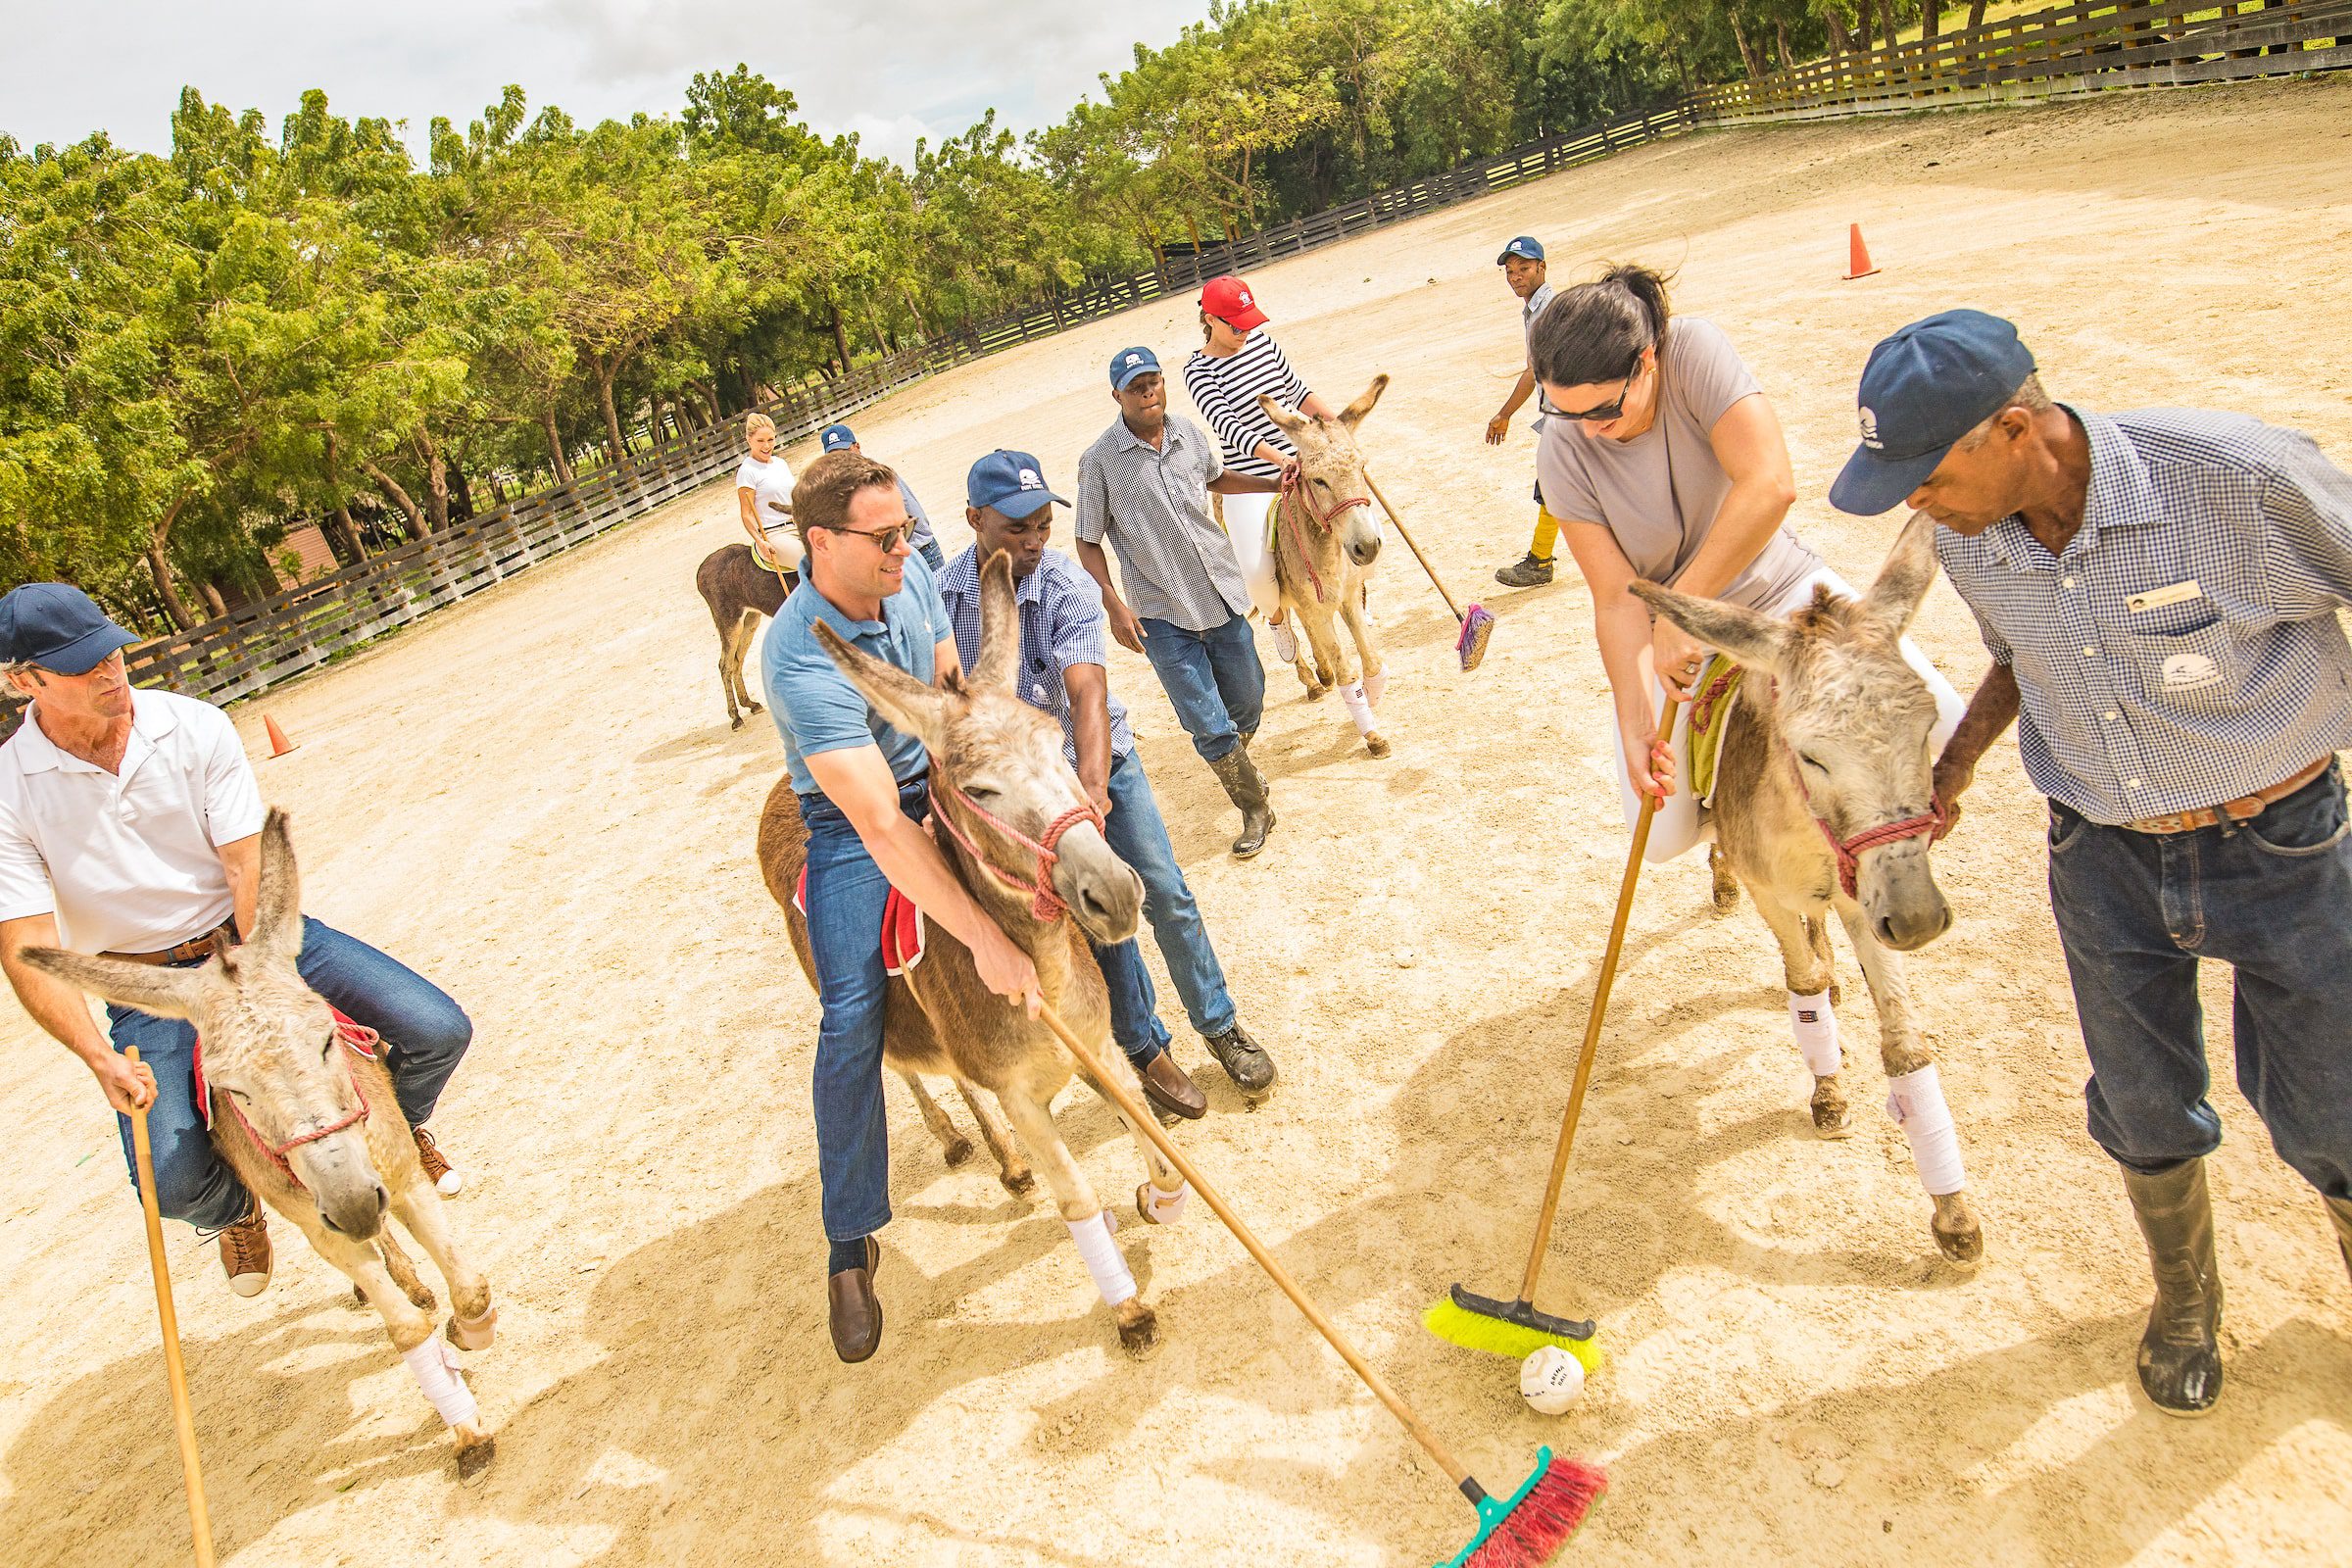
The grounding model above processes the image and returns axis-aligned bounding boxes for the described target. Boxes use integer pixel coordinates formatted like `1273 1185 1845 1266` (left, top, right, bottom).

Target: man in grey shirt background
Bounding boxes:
1075 346 1287 859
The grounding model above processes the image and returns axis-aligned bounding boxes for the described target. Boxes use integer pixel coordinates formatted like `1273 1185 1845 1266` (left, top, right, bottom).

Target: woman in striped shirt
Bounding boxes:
1183 276 1336 661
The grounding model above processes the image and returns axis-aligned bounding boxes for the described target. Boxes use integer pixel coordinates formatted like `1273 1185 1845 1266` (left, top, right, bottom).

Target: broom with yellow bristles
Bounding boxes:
1425 696 1681 1365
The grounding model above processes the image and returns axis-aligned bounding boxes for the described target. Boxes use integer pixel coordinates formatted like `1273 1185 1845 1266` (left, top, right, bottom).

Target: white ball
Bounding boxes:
1519 1346 1586 1414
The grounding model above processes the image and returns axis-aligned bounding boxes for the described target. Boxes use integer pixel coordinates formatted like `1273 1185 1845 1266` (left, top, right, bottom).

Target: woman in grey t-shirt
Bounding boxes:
1532 265 1959 860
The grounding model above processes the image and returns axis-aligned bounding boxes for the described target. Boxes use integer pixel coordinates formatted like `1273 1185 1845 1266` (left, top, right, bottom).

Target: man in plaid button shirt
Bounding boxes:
1833 310 2352 1418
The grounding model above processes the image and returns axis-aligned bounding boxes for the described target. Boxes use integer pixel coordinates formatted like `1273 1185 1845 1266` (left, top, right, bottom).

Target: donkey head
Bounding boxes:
812 551 1143 945
1633 514 1951 951
24 809 392 1237
1259 374 1389 568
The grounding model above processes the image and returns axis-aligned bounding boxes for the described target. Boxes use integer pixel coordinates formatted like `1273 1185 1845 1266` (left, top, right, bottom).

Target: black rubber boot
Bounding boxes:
2326 1195 2352 1285
2121 1159 2223 1417
1206 748 1275 858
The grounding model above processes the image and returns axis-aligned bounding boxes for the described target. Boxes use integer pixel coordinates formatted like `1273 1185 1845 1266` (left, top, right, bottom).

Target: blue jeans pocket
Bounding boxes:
2242 770 2350 858
2049 803 2092 856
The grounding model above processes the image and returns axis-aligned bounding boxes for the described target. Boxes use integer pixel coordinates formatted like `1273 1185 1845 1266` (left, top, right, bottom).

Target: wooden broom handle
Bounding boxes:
1032 1002 1476 1491
125 1046 218 1567
1362 472 1466 624
1515 695 1681 1304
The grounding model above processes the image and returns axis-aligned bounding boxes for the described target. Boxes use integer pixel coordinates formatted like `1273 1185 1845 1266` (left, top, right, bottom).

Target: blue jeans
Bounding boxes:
1139 613 1264 763
2048 762 2352 1200
915 539 947 575
108 916 473 1230
799 775 928 1244
1090 749 1239 1063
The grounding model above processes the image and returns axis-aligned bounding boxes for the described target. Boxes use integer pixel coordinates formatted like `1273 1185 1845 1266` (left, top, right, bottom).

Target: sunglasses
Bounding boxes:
1562 358 1645 423
813 521 915 553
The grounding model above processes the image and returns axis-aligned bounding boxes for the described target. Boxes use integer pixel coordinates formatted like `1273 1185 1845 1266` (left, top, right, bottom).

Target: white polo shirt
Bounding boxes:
0 689 266 955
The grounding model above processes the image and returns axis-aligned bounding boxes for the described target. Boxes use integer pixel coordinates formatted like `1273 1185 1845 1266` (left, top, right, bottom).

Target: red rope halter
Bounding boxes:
928 778 1103 922
1786 751 1953 900
219 1010 380 1188
1276 468 1371 606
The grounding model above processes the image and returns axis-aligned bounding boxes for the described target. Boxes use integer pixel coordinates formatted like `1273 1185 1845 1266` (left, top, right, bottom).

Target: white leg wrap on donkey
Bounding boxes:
402 1337 480 1428
1788 990 1840 1078
1886 1063 1968 1196
1339 679 1378 737
1067 1211 1137 1305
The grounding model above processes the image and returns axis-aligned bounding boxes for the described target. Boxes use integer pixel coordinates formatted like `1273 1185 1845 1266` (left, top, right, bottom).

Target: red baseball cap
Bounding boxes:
1200 275 1268 330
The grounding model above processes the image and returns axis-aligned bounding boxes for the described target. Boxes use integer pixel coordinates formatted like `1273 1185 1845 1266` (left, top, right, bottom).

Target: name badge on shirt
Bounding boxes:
2127 579 2200 612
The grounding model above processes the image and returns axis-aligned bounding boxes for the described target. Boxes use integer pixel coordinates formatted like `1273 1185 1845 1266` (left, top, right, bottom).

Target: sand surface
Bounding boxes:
5 77 2351 1568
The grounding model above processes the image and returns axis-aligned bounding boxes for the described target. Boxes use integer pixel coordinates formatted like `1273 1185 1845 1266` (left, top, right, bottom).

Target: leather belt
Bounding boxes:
102 919 238 966
2120 756 2333 835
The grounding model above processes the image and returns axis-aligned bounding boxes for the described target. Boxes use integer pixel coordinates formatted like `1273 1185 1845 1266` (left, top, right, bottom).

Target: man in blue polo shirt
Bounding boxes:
1832 310 2352 1417
938 451 1279 1106
760 450 1042 1364
819 422 945 572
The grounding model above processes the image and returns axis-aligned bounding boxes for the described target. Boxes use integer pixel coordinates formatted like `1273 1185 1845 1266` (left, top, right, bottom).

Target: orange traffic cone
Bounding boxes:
264 714 299 759
1843 223 1881 281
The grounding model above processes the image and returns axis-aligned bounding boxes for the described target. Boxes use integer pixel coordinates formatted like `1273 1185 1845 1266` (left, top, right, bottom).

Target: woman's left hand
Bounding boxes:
1651 616 1709 701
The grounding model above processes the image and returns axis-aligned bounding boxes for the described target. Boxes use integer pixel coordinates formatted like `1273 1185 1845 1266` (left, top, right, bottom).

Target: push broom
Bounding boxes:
1033 1002 1605 1567
1364 472 1495 672
125 1045 220 1566
1425 696 1681 1365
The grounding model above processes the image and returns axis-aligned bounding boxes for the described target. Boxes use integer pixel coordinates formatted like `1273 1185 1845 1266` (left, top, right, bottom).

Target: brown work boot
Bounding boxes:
828 1237 883 1363
413 1125 465 1196
217 1202 272 1298
1138 1052 1207 1120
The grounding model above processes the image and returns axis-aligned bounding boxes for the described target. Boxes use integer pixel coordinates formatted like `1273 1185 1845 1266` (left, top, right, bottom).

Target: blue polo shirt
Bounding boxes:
760 557 952 796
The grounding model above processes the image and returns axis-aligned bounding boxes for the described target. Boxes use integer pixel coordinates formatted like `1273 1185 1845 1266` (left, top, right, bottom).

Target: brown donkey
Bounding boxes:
755 553 1193 1353
697 542 790 729
24 810 499 1475
1633 514 1983 1264
1258 375 1393 758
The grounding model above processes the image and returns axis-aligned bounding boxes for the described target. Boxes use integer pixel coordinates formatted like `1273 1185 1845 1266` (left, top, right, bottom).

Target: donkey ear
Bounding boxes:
19 947 218 1022
247 808 304 965
811 620 952 753
1337 373 1389 430
969 550 1020 692
1254 393 1311 436
1630 579 1795 676
1851 511 1938 643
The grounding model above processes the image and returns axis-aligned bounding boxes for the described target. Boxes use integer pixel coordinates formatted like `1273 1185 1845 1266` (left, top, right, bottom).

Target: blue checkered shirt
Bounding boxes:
937 545 1135 770
1936 406 2352 824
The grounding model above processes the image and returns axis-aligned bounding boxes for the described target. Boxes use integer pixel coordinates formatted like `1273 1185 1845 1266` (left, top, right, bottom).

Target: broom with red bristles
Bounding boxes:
1034 1001 1605 1566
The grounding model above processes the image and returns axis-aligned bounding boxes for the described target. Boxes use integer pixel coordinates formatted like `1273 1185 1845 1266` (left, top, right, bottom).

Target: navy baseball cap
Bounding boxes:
0 583 139 675
819 423 858 453
1496 235 1544 265
1108 346 1160 391
1831 310 2037 515
966 450 1067 518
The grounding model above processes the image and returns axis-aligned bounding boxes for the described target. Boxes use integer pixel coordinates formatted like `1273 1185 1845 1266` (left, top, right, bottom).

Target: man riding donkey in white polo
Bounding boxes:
1076 345 1290 858
0 583 475 1298
1834 310 2352 1416
758 451 1052 1362
940 449 1279 1106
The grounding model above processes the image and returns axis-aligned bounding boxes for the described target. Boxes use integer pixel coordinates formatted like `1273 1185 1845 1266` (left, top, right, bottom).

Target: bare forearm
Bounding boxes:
1076 543 1125 611
1 948 108 1064
1936 663 2021 790
1207 472 1281 496
1597 596 1657 726
858 811 1006 955
1497 368 1535 419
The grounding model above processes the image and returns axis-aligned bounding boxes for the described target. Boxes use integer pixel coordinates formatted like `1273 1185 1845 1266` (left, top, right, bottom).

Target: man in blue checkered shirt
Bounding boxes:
1833 310 2352 1418
939 450 1280 1107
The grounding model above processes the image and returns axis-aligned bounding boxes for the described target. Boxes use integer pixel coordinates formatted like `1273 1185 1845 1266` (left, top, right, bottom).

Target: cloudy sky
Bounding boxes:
3 0 1217 165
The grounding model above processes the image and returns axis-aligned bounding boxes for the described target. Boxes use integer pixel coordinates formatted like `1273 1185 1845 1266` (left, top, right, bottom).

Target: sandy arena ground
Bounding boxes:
5 77 2352 1568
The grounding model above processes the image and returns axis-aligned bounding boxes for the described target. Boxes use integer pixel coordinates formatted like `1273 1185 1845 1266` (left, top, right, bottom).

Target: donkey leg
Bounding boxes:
1337 592 1390 757
375 1225 436 1310
385 1176 496 1346
1084 1050 1188 1226
1806 914 1841 1007
310 1215 495 1473
1747 889 1849 1137
1282 594 1328 697
899 1069 973 1168
954 1079 1033 1196
720 611 759 729
1835 904 1983 1264
998 1086 1157 1356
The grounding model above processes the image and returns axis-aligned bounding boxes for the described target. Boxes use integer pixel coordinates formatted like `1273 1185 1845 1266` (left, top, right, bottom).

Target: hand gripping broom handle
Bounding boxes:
1514 696 1681 1306
124 1046 219 1567
1363 472 1467 624
1032 1002 1482 1495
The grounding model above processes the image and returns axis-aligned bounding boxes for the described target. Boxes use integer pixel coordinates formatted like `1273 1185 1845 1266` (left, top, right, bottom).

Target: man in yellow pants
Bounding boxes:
1487 235 1563 588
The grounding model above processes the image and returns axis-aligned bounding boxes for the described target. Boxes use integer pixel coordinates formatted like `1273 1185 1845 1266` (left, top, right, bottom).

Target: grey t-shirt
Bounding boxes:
1536 316 1819 612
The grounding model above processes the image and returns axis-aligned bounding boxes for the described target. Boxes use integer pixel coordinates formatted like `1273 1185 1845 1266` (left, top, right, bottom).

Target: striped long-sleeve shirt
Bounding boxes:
1184 332 1313 478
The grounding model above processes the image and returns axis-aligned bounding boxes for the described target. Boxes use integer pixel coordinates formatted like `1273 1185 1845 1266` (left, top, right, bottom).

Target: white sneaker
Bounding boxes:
1268 619 1298 663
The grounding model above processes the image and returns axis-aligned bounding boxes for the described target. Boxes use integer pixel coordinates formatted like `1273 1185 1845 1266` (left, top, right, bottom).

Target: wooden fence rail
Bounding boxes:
7 0 2344 738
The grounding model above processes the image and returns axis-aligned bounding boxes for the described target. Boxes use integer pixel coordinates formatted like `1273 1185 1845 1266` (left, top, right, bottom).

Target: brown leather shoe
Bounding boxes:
827 1237 883 1363
217 1203 272 1298
1138 1052 1206 1120
413 1125 464 1195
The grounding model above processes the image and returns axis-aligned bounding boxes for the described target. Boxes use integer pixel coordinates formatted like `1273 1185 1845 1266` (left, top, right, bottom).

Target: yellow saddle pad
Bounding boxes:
1687 656 1744 805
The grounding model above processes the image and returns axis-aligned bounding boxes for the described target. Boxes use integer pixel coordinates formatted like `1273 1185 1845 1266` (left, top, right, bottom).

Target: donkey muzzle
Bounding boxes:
1861 848 1952 952
302 1138 391 1239
1052 823 1142 946
1343 514 1383 568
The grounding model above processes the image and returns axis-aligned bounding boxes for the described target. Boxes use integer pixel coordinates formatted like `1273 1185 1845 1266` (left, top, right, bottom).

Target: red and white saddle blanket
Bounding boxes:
792 867 928 976
192 1007 379 1130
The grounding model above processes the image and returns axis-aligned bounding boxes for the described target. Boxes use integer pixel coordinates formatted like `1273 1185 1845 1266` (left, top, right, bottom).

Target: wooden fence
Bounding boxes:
8 0 2345 737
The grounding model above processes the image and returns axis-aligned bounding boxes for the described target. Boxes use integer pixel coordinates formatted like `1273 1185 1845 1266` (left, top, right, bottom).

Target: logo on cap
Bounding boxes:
1236 288 1253 307
1124 353 1141 367
1018 467 1042 488
1857 407 1882 450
